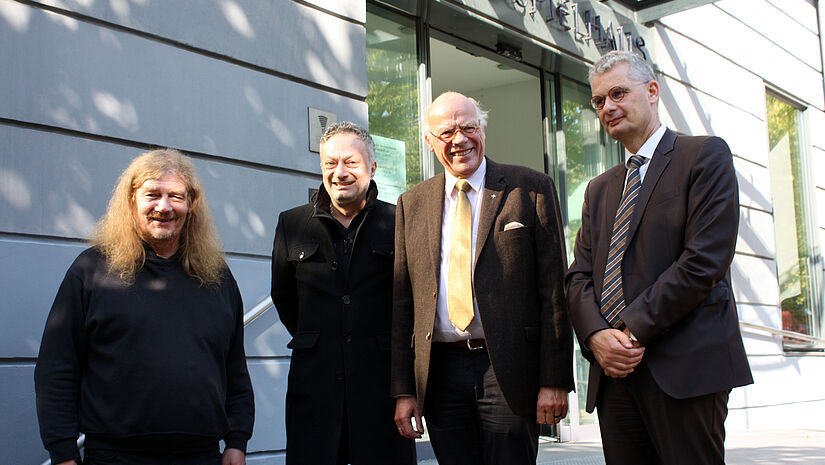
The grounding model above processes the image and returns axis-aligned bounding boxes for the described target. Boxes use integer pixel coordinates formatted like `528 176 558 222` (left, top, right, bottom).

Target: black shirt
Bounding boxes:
34 246 254 464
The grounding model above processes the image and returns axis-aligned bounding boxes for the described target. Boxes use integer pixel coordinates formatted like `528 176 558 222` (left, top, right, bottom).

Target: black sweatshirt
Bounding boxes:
35 246 254 464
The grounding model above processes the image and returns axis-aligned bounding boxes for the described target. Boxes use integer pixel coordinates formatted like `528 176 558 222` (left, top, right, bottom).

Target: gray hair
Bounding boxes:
589 51 656 84
320 121 376 164
423 92 489 131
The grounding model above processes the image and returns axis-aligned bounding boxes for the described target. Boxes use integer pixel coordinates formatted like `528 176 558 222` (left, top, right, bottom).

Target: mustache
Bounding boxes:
147 212 177 221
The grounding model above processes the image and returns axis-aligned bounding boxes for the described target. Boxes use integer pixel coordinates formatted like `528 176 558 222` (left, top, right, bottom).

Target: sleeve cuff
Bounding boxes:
47 438 81 464
224 432 249 454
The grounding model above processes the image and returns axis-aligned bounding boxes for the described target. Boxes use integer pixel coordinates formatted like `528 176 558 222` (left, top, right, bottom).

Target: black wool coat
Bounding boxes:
271 183 415 465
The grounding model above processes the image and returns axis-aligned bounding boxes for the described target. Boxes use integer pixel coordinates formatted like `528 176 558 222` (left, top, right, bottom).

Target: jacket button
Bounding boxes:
342 295 351 305
298 251 305 260
432 291 437 300
331 260 338 271
336 372 344 380
345 334 352 343
426 332 432 341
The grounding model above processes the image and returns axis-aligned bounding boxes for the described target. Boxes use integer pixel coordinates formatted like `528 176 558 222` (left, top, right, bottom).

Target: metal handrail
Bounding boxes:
39 296 275 465
243 296 274 328
739 321 825 345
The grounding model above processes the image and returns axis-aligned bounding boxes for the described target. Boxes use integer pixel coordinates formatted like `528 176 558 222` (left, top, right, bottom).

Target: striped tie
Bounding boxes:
600 155 646 329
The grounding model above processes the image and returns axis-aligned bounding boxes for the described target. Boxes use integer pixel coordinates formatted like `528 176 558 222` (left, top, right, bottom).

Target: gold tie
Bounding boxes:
448 180 474 331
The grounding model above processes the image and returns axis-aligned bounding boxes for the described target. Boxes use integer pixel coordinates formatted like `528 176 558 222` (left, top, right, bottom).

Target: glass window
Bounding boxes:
765 92 821 349
366 8 422 198
561 77 622 255
557 76 622 427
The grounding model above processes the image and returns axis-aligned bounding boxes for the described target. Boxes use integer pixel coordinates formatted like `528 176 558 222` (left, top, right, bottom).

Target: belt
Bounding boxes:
434 338 487 351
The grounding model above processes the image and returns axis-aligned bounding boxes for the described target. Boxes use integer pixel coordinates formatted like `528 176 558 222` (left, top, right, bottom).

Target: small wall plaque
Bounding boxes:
308 108 338 153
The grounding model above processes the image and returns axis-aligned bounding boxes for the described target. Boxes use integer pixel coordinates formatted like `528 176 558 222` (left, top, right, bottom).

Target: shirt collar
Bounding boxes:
444 157 487 197
312 180 378 220
624 124 667 163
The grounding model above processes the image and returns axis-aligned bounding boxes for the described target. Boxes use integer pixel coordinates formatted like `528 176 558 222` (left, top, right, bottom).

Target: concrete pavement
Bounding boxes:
416 429 825 464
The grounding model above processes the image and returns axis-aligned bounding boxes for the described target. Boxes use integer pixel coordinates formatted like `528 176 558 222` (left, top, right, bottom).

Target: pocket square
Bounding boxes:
503 221 525 231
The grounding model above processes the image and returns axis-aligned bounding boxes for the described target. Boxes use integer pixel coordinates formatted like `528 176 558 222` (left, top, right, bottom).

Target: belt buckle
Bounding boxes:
466 339 483 351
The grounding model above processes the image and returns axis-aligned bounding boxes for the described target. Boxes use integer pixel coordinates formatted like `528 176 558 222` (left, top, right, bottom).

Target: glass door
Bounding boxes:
553 75 622 441
428 33 545 174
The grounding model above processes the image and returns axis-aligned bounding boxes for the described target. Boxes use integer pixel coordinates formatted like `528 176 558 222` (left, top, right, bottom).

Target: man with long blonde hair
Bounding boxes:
35 149 254 465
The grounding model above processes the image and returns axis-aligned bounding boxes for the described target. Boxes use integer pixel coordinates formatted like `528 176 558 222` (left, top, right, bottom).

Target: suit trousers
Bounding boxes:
424 343 539 465
83 447 222 465
596 360 729 465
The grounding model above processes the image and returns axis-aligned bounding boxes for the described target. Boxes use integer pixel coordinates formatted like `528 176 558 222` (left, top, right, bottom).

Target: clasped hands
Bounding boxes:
587 328 645 378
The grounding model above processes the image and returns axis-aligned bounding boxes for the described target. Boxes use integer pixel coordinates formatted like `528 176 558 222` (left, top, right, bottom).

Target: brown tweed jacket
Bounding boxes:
391 158 573 415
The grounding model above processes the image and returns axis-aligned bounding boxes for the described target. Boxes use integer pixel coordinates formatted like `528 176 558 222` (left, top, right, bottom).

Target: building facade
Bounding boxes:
1 0 823 463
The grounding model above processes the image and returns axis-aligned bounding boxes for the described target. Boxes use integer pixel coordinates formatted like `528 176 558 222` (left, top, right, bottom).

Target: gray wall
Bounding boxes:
0 0 366 463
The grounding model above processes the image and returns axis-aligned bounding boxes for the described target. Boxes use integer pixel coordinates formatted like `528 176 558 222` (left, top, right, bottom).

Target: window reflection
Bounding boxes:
766 93 820 349
366 8 422 194
560 77 621 426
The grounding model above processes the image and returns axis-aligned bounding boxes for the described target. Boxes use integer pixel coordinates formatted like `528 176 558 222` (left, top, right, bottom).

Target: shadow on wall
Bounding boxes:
656 27 716 136
0 0 366 252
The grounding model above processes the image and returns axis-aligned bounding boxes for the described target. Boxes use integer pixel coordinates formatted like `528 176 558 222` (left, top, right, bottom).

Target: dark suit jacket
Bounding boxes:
566 129 753 413
391 158 574 416
271 183 414 465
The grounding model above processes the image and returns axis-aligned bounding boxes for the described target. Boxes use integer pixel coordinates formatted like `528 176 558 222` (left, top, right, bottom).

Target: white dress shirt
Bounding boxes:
434 157 487 342
623 124 666 187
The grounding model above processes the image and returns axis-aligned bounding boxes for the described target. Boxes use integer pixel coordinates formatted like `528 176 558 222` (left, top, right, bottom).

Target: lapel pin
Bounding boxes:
491 194 497 199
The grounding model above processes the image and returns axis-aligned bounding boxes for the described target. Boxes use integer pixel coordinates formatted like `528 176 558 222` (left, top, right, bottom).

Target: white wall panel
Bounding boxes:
715 0 822 72
26 0 367 96
727 355 825 430
650 23 765 118
304 0 366 23
810 148 825 194
765 0 820 33
247 359 289 453
731 253 779 306
728 397 825 431
737 304 783 355
808 110 825 152
244 302 292 358
737 207 776 258
661 4 825 110
247 454 286 465
734 157 773 212
658 76 768 166
815 188 825 232
0 1 367 174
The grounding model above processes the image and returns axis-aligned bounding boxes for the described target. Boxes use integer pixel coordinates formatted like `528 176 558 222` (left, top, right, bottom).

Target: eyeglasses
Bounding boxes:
590 83 647 111
429 125 481 143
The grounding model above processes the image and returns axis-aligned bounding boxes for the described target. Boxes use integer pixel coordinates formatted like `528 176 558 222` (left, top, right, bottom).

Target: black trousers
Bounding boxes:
83 448 222 465
596 360 729 465
424 344 539 465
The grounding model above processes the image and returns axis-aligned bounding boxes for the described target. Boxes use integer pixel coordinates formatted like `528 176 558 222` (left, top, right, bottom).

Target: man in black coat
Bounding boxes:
271 122 416 465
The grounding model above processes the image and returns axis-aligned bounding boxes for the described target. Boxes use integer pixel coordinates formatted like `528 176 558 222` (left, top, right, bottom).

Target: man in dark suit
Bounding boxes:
566 51 753 464
392 91 573 464
271 122 415 465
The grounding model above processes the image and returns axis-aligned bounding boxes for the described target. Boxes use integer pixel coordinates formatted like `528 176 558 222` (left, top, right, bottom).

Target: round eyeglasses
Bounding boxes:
590 83 648 111
429 125 481 143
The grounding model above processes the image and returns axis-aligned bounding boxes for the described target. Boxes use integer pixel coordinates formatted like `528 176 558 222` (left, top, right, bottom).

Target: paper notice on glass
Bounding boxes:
372 135 407 204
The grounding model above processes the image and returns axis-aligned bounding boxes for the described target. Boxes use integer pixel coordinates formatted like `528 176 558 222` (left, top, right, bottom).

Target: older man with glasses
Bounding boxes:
392 91 573 464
